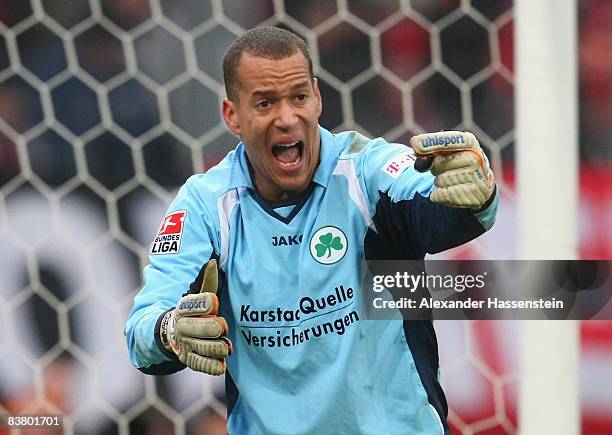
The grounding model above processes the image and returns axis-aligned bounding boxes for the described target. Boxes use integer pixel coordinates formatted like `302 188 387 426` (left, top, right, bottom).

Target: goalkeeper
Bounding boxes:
125 26 498 434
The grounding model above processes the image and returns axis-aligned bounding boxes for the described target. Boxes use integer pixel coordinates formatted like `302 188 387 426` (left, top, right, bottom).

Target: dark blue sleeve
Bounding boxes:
366 187 497 260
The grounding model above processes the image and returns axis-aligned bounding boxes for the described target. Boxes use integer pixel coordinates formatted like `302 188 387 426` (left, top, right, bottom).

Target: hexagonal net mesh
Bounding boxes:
0 1 517 434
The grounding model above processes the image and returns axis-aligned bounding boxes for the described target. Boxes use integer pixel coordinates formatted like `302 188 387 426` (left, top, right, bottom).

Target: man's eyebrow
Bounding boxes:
249 81 311 99
290 81 311 91
250 89 277 99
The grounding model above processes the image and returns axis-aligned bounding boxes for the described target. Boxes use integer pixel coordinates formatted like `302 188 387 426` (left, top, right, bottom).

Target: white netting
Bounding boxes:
0 1 517 434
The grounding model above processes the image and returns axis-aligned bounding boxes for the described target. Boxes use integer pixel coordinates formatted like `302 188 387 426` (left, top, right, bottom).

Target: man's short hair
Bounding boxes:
223 26 314 101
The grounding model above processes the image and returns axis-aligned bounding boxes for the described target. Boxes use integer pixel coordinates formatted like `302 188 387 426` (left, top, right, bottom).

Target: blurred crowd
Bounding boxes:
0 1 609 434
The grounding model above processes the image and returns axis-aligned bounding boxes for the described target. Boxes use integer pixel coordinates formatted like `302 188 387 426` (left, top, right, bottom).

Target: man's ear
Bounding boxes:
312 78 323 118
222 99 241 136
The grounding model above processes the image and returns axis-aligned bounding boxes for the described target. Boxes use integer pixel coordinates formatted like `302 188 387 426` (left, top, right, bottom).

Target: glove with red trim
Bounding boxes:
410 131 495 209
159 259 232 375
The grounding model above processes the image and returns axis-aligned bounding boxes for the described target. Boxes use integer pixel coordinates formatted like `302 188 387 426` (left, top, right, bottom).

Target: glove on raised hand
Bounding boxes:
410 131 495 209
159 259 232 375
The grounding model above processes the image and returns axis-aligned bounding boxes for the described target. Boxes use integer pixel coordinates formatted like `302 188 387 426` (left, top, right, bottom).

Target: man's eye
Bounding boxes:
296 94 307 101
257 100 272 108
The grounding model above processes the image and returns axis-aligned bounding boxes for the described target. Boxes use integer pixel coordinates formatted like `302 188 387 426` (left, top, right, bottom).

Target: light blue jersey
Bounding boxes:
126 127 498 434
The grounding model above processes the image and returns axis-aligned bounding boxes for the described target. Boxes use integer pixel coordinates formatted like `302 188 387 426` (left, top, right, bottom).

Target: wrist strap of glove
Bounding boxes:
472 184 498 213
154 308 178 359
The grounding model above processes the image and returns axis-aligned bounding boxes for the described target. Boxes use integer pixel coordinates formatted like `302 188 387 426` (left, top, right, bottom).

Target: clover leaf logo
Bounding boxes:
310 226 347 264
315 232 344 258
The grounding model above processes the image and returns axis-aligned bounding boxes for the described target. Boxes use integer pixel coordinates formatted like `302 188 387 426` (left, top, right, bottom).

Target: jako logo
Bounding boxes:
309 226 347 265
272 235 303 246
420 134 466 148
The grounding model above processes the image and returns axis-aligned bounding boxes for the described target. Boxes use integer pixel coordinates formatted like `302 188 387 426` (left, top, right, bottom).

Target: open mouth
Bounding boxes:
272 141 304 168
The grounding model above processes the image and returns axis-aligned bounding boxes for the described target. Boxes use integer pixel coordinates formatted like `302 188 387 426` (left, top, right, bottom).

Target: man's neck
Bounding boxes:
245 158 317 203
253 181 314 204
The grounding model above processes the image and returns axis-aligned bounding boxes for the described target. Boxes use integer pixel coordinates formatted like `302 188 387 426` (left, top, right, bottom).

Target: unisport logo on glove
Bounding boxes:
160 259 232 375
410 131 495 209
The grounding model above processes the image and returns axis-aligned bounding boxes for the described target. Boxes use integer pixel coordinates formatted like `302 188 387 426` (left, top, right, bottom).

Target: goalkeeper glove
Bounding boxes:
158 259 232 375
410 131 495 209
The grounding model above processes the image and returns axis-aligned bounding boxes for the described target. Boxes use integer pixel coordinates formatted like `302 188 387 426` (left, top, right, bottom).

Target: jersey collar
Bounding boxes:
312 126 339 188
228 126 340 190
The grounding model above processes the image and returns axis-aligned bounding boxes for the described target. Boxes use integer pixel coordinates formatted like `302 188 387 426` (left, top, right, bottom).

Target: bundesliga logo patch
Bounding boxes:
150 210 186 255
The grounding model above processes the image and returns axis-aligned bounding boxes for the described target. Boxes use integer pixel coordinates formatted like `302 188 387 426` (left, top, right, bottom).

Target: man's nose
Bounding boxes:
275 100 298 129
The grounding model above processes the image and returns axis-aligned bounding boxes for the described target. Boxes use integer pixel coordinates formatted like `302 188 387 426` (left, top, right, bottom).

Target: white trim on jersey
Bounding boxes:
333 159 377 232
217 188 241 270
